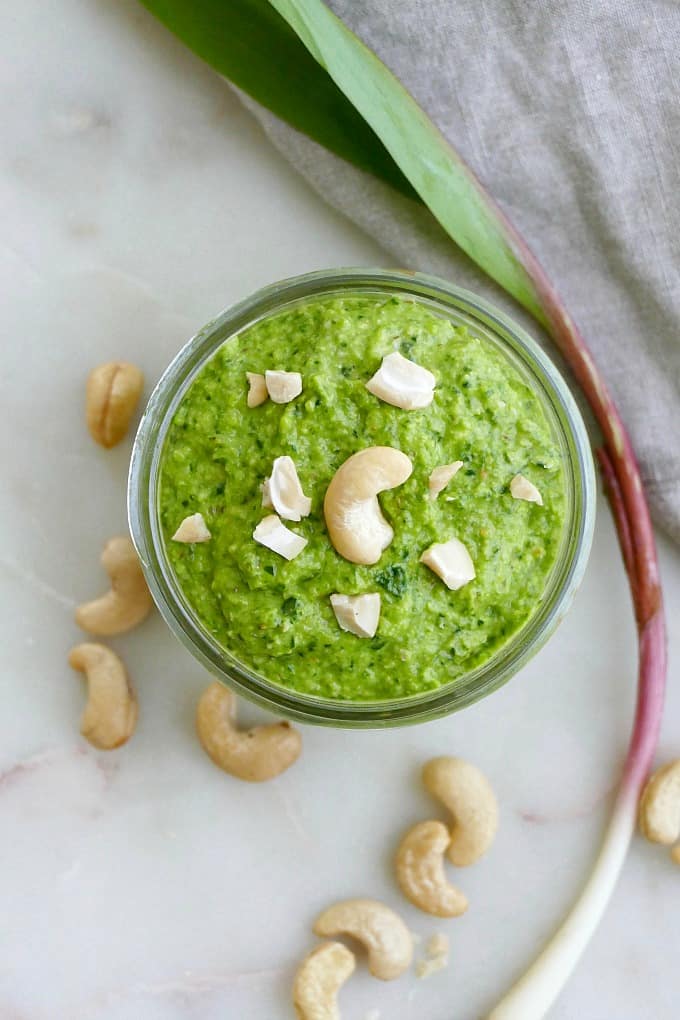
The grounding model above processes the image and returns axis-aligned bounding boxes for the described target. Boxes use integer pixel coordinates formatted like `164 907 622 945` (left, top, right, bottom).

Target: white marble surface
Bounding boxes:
2 2 679 1018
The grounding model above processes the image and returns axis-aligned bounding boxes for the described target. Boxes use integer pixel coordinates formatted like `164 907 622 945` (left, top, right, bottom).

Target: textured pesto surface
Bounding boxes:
159 295 566 701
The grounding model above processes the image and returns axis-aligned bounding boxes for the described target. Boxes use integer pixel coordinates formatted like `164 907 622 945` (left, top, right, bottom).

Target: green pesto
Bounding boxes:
159 295 566 701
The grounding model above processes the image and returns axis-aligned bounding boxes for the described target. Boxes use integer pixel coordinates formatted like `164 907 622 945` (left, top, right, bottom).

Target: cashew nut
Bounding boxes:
638 759 680 863
262 456 312 521
510 473 543 505
366 351 436 409
330 593 381 638
86 361 144 448
420 537 475 591
323 447 413 565
313 898 413 980
75 536 153 636
428 461 463 500
394 820 468 918
422 756 498 866
246 372 268 407
68 643 138 750
265 369 303 404
196 681 301 782
253 514 308 560
293 941 355 1020
172 512 211 543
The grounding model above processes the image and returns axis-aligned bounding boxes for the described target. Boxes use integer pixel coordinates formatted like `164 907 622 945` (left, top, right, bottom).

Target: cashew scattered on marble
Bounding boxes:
196 681 301 782
422 756 498 866
293 941 355 1020
68 642 138 750
394 820 468 918
415 932 450 979
638 759 680 864
313 898 413 980
86 360 143 448
75 535 153 636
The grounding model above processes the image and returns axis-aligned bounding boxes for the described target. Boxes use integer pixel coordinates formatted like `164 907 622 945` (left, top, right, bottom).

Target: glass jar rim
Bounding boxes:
128 268 595 728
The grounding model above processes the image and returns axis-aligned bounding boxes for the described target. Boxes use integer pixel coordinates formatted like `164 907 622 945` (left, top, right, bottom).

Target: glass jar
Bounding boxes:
128 268 595 727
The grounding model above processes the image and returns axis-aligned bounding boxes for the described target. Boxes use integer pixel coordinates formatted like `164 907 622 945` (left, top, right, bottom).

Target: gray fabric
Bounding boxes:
238 0 680 542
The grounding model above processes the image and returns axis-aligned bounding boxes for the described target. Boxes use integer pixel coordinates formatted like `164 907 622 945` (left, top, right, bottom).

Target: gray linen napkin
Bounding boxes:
237 0 680 542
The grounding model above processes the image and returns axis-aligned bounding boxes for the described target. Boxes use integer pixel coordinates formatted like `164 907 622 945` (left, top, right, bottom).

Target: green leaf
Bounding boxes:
138 0 542 320
268 0 545 324
138 0 415 199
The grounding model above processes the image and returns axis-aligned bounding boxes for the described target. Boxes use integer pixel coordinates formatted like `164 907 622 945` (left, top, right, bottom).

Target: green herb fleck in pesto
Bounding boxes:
375 564 408 599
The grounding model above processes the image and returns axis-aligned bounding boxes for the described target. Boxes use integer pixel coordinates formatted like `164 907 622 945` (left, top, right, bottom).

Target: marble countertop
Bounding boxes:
2 2 679 1017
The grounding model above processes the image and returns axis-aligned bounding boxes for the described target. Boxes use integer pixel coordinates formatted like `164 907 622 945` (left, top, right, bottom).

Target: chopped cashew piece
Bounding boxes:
420 538 475 591
265 369 303 404
416 955 448 979
330 594 381 639
246 372 268 408
510 473 543 505
75 536 153 636
68 643 138 750
423 756 499 866
262 456 312 521
313 898 413 981
366 351 436 409
196 682 301 781
86 361 144 448
416 935 450 979
638 759 680 863
293 941 355 1020
415 957 445 979
426 933 449 958
172 512 211 544
253 514 307 560
324 447 413 565
428 461 464 499
395 820 468 918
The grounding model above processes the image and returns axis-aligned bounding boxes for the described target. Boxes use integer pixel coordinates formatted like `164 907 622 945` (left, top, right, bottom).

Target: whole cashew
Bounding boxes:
323 447 413 565
422 756 498 866
196 682 302 782
86 361 144 448
68 643 138 750
394 820 468 918
313 898 413 980
293 941 355 1020
638 759 680 863
75 536 153 636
